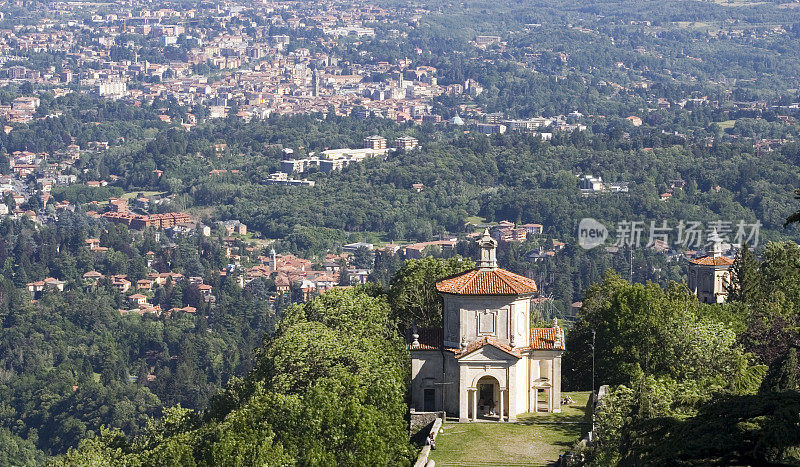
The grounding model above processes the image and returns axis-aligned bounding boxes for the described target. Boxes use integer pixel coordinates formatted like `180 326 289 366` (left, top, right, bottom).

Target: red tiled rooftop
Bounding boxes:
408 327 443 350
455 337 521 359
528 327 565 350
436 268 538 295
408 327 564 353
689 255 734 266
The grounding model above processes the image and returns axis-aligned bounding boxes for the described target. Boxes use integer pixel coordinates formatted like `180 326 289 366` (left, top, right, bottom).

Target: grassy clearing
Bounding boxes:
716 119 736 130
518 391 591 424
465 215 497 230
675 21 713 29
121 191 166 200
429 422 581 466
710 0 766 6
428 392 590 466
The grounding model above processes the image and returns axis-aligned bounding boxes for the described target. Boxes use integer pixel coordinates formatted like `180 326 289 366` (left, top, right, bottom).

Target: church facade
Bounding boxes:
409 230 565 422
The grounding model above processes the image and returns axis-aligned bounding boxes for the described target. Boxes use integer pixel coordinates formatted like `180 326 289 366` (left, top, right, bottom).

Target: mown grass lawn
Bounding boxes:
121 190 166 200
428 392 590 466
716 119 737 130
464 215 492 227
518 391 591 424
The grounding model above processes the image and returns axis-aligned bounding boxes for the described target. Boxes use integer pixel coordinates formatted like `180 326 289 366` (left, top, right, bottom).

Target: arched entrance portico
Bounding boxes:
468 375 508 421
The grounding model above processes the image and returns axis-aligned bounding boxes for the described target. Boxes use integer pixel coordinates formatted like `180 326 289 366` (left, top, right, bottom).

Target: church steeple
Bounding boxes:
477 228 498 270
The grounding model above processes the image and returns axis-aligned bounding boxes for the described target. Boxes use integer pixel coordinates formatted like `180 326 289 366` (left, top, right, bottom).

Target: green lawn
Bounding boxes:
518 391 591 424
464 215 488 225
716 119 736 130
428 392 590 466
121 191 166 200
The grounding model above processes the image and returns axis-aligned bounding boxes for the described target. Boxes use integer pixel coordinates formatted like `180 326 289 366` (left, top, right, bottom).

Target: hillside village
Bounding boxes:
19 189 570 320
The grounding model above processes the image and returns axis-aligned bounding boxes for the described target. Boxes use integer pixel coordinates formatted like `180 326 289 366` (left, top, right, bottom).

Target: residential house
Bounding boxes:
26 277 66 299
82 270 105 286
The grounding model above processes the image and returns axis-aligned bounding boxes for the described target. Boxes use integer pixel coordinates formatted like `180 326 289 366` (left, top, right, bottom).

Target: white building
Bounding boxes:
504 117 553 133
363 135 387 150
409 229 565 422
395 135 419 150
579 175 604 193
94 81 128 99
319 147 389 160
263 172 315 187
688 239 733 304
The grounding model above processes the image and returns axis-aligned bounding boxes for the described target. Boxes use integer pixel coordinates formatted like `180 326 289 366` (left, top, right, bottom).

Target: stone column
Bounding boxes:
553 354 562 413
459 384 469 422
499 389 504 422
471 389 478 422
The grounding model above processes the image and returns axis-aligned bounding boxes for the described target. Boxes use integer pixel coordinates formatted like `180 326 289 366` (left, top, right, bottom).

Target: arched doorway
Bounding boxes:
475 375 501 420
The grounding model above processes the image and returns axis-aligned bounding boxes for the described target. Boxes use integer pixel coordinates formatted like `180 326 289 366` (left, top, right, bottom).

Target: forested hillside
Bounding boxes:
0 214 278 457
56 287 415 465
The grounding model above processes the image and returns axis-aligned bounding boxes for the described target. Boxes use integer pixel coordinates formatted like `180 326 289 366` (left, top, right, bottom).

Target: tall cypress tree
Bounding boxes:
759 348 799 393
727 243 761 303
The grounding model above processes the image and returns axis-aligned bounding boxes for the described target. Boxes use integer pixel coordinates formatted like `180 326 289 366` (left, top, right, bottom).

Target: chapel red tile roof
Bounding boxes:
408 327 443 350
454 337 521 359
689 255 734 266
409 326 565 352
529 327 565 350
436 269 538 295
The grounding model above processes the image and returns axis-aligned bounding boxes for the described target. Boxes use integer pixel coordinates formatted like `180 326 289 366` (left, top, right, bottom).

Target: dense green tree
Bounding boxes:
388 256 475 329
623 391 800 465
0 428 46 466
760 348 799 394
578 246 800 464
565 271 752 390
726 243 761 304
57 286 414 466
351 246 374 269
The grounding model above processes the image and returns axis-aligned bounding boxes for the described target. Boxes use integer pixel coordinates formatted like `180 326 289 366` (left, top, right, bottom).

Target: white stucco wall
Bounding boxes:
441 294 532 349
410 349 460 415
689 264 731 304
512 356 528 420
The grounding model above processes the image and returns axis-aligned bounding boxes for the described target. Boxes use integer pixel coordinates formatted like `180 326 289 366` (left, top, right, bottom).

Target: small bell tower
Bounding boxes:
477 228 498 270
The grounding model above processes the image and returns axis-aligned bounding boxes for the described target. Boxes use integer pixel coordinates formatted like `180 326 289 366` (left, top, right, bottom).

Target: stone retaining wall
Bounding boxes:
409 410 440 438
413 417 442 467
